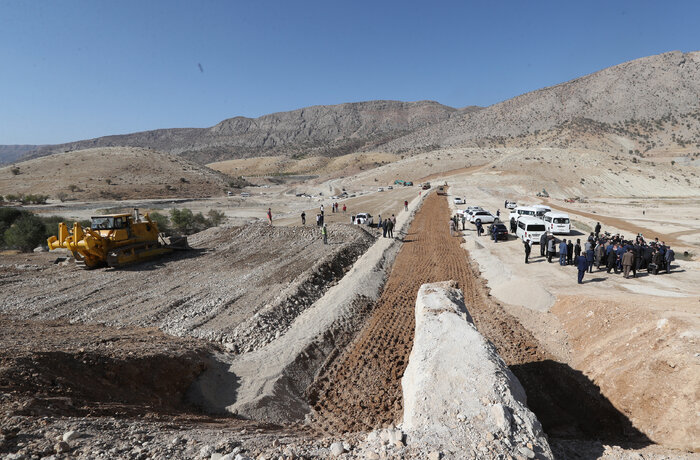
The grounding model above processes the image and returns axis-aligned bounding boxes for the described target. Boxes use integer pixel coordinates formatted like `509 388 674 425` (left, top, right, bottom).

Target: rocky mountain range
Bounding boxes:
6 51 700 166
16 101 461 164
0 145 40 164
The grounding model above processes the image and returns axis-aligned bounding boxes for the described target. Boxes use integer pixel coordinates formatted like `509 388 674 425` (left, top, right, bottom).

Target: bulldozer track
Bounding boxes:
308 192 545 433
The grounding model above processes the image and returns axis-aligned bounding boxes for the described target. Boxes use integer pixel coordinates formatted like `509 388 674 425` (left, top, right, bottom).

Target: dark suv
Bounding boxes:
489 223 509 241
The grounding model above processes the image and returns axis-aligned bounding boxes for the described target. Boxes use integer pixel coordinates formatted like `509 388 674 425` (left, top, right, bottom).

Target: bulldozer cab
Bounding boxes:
90 214 130 230
90 214 132 241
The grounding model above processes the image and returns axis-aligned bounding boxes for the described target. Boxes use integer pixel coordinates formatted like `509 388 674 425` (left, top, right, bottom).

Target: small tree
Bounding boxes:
68 184 79 192
4 213 45 252
207 209 226 227
10 166 20 175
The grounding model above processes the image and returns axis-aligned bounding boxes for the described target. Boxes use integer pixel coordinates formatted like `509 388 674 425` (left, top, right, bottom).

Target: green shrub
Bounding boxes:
4 213 46 252
168 208 224 235
20 194 49 205
207 209 226 227
148 211 171 235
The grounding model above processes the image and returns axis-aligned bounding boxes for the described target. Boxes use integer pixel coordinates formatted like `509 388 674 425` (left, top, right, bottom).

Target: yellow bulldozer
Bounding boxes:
47 209 187 269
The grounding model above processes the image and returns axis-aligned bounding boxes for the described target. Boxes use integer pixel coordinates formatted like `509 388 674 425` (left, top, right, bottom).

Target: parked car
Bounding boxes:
453 197 465 205
377 187 384 192
387 185 393 190
469 211 496 224
240 192 250 197
488 223 509 241
353 213 373 225
505 200 517 209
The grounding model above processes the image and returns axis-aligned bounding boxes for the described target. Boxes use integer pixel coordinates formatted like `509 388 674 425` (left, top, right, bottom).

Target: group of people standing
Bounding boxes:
524 222 676 284
378 214 396 238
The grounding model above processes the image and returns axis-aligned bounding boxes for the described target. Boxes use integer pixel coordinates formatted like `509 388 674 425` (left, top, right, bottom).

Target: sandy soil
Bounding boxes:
443 177 700 452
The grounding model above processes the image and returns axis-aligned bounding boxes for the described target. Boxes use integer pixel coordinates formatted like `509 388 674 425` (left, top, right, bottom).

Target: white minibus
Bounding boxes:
516 216 547 244
542 211 570 234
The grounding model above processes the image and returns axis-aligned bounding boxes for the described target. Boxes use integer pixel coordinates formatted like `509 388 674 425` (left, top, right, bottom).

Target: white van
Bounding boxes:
516 216 547 244
542 211 570 234
508 206 537 223
532 205 552 218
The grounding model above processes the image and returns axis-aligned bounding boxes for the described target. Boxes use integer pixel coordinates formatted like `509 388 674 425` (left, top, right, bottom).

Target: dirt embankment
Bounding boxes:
0 315 211 418
553 296 700 451
0 223 374 351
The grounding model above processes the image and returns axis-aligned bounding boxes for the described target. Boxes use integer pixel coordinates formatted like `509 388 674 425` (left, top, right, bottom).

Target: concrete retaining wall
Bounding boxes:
401 282 553 459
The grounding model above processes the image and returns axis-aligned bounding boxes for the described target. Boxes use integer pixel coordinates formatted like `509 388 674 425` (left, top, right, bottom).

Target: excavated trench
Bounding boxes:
306 192 649 444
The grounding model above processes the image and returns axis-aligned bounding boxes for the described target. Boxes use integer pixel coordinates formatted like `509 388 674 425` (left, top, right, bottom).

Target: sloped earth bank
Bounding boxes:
308 192 651 446
0 223 374 351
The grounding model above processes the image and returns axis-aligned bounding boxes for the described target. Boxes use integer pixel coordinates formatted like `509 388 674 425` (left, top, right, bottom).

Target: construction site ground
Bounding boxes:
1 176 699 458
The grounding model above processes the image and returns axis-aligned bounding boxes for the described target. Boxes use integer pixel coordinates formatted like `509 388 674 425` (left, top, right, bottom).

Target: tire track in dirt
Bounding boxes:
307 191 546 433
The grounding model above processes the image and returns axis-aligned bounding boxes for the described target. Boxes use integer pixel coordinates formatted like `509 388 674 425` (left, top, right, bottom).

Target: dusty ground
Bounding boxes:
445 178 700 452
2 143 700 458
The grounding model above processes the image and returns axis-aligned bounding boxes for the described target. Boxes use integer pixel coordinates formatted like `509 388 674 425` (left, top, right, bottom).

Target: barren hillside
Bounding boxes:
0 147 235 201
20 101 457 164
384 51 700 152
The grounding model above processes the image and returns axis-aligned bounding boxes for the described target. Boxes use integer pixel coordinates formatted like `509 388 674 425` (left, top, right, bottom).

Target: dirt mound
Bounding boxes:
0 223 374 354
0 147 232 201
553 296 700 451
0 315 211 418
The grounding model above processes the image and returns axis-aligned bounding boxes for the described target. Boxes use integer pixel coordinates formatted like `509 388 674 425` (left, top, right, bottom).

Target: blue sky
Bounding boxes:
1 0 698 144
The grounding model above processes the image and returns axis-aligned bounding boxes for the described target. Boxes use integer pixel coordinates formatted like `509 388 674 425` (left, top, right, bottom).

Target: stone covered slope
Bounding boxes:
20 100 457 164
385 51 700 151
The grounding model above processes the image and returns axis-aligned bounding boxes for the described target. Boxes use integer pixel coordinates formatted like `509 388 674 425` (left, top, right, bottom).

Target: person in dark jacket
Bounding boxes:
510 217 516 234
595 222 601 238
547 237 555 263
574 239 582 260
585 247 595 273
559 239 568 265
382 219 388 238
665 246 675 273
524 239 531 264
540 232 547 256
576 253 588 284
607 245 619 274
566 240 574 265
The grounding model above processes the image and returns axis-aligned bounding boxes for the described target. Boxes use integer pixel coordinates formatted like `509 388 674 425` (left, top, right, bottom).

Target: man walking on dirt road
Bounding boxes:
576 253 588 284
301 211 306 225
622 248 634 278
267 208 272 225
322 224 328 245
404 200 408 211
387 218 394 238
